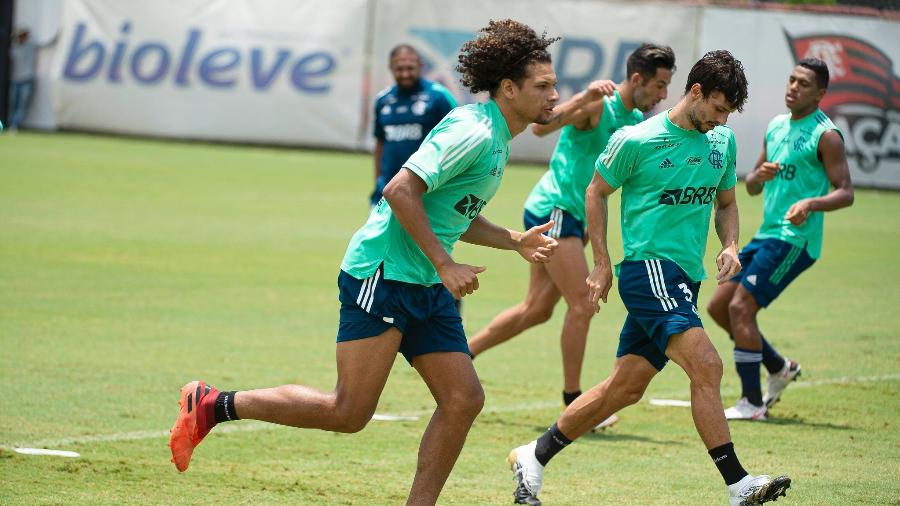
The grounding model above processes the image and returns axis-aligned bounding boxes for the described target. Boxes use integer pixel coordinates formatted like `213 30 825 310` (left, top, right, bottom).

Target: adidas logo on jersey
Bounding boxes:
659 158 674 169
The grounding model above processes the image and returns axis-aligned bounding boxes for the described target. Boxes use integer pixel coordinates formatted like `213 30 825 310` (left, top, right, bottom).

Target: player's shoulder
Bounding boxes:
812 109 837 130
615 112 662 143
435 104 492 139
708 124 736 143
423 79 458 105
374 85 397 103
767 112 791 131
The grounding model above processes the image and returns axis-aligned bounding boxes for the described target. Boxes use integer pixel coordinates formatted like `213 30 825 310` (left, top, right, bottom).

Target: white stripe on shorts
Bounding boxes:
364 268 381 313
652 259 678 309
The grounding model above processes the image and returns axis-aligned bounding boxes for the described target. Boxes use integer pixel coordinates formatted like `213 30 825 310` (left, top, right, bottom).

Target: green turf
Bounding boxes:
1 131 898 504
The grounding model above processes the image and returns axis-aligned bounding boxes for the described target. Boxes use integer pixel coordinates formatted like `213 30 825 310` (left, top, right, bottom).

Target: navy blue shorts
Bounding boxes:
617 259 703 371
336 267 469 364
730 238 815 308
524 208 584 240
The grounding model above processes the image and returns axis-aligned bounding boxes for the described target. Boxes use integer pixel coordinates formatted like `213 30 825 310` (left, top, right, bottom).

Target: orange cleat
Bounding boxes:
169 380 216 472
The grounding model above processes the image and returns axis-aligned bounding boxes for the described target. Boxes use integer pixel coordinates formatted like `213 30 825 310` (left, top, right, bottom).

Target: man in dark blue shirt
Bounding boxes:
371 45 458 206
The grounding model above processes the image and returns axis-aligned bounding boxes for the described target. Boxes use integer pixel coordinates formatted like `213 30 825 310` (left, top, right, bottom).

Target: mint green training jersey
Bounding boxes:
341 99 511 286
596 111 737 282
754 109 838 259
525 90 644 224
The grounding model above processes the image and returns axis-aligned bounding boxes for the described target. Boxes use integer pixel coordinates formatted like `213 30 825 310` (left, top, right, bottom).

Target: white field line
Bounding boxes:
3 373 897 451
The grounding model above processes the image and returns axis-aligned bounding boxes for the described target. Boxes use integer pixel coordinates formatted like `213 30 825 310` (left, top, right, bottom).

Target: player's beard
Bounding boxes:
688 109 713 133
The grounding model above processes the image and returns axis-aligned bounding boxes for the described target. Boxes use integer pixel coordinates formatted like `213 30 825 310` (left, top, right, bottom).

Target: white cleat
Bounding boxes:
728 474 792 505
591 414 619 432
507 441 544 505
725 398 768 421
764 359 801 408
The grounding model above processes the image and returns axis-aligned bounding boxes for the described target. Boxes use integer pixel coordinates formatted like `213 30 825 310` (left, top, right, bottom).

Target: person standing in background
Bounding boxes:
8 28 37 132
371 45 458 206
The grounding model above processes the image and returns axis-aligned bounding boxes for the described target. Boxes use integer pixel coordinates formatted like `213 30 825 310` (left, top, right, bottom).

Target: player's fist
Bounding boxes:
755 162 780 182
585 80 616 101
715 242 741 284
785 199 812 226
437 262 486 299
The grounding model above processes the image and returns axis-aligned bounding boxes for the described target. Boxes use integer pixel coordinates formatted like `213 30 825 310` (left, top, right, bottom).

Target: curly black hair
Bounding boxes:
456 19 559 96
684 50 749 112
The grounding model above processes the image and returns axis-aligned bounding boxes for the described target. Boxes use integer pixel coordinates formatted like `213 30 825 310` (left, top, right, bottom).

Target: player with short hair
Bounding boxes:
707 57 854 421
168 19 561 505
371 45 457 206
507 50 791 506
468 44 675 423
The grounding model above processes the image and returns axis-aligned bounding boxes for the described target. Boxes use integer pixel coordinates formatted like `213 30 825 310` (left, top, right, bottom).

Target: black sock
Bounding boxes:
709 442 749 486
214 391 240 423
734 347 763 406
562 390 582 406
760 336 786 374
534 423 572 466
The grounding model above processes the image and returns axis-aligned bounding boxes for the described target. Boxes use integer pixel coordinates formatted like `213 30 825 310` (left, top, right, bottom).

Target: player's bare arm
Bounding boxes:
384 168 483 299
714 187 741 283
744 140 776 196
531 79 615 137
584 171 617 310
460 215 558 263
784 130 854 225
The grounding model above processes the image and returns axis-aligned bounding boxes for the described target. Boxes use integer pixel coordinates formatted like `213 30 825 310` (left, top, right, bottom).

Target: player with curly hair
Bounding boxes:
168 19 561 505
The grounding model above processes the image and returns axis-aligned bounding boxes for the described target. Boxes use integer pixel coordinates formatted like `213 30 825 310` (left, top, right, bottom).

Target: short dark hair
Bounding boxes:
626 43 676 83
797 57 830 89
456 19 559 96
684 50 749 112
389 44 419 61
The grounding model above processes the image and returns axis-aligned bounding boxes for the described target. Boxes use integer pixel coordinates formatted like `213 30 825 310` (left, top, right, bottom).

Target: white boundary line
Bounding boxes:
3 373 897 451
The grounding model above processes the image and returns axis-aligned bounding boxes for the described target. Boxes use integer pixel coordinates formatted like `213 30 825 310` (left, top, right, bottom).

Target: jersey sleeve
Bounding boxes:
594 128 638 190
718 129 738 191
403 113 490 192
373 97 385 141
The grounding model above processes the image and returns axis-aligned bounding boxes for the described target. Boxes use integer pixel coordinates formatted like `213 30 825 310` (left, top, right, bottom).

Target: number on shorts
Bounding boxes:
677 282 693 302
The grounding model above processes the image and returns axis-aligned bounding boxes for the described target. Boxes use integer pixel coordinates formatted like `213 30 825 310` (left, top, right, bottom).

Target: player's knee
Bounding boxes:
331 402 376 433
607 375 647 407
567 297 595 321
439 384 485 421
523 303 554 325
693 351 724 386
727 296 753 322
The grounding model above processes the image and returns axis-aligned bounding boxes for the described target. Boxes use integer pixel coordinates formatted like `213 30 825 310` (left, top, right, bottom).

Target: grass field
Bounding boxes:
1 131 899 505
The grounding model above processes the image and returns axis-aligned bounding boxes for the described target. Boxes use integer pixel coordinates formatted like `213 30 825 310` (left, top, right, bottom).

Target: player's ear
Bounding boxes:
629 72 642 87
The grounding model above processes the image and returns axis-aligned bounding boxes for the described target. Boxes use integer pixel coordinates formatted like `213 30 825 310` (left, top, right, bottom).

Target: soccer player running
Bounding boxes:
371 45 458 206
169 20 561 505
468 44 675 424
707 58 854 421
507 51 792 506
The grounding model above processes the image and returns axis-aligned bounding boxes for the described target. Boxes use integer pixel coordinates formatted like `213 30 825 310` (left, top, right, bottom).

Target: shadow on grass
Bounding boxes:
530 426 687 446
763 416 854 431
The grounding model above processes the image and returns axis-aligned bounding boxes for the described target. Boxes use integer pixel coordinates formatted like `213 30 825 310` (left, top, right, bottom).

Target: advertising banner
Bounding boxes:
701 7 900 188
368 0 700 163
52 0 368 148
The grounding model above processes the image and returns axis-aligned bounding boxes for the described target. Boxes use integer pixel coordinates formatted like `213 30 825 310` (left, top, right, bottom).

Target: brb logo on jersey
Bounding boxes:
454 194 487 220
658 186 717 206
787 31 900 172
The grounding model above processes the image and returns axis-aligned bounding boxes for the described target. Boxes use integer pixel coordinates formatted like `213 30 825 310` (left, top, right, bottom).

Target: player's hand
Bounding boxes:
584 80 616 102
437 261 486 300
755 162 780 183
784 199 812 226
715 242 741 284
516 221 558 264
586 261 613 313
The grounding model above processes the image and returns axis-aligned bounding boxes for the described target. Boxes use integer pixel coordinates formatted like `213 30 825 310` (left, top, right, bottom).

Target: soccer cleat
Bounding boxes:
169 380 217 472
763 359 801 408
507 441 544 505
591 414 619 432
728 474 791 505
724 398 768 421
